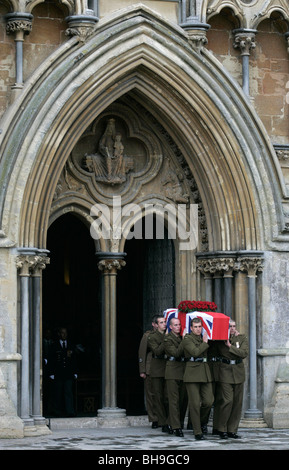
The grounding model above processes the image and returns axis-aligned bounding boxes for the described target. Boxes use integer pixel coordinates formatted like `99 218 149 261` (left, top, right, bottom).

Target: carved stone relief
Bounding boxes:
51 102 209 251
83 118 134 185
161 158 189 204
67 113 163 203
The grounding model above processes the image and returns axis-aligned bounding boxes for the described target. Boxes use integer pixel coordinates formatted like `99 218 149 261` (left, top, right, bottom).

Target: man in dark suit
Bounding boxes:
48 327 77 417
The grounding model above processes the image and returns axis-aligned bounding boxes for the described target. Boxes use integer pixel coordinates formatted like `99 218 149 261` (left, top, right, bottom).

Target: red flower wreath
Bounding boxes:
177 300 217 313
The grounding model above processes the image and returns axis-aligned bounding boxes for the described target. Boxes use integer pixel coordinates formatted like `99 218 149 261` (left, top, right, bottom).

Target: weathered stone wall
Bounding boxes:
23 3 67 82
98 0 179 23
1 1 289 142
261 251 289 427
207 13 289 144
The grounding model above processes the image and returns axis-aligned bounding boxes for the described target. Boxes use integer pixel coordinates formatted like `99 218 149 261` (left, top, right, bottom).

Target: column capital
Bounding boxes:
233 29 257 56
96 252 126 274
16 248 50 276
237 256 264 278
30 254 50 276
65 14 99 42
180 21 210 52
16 254 35 276
197 256 235 275
5 13 33 38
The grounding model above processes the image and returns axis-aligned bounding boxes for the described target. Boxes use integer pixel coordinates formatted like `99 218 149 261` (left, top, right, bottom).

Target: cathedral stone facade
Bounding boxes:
0 0 289 437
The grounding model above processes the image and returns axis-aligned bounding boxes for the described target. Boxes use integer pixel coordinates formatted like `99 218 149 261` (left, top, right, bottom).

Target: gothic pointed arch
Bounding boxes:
0 4 285 254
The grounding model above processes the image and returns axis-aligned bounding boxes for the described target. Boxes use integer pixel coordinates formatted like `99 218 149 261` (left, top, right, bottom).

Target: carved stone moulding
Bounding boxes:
196 250 264 276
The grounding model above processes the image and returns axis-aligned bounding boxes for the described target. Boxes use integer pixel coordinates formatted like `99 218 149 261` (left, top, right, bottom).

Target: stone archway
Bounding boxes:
0 6 284 430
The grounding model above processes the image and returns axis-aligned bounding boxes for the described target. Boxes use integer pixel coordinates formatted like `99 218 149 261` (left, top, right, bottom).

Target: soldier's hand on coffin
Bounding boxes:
203 331 209 343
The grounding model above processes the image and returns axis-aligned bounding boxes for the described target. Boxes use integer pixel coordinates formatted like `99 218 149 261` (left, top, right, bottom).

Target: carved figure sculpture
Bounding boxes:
84 118 133 185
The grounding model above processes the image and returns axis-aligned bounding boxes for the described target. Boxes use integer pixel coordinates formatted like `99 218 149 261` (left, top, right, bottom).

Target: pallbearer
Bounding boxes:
164 318 187 437
183 317 214 440
213 320 249 439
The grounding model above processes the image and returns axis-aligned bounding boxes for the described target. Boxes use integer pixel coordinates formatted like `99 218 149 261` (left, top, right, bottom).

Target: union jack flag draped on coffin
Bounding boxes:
164 309 230 340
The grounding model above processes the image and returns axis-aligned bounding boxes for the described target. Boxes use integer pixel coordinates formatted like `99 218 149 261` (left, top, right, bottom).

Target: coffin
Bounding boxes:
164 308 230 340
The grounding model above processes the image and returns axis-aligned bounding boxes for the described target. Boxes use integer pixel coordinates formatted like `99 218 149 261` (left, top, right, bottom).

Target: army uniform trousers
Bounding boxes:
144 374 158 423
151 375 168 426
166 378 187 430
186 381 214 436
215 381 244 433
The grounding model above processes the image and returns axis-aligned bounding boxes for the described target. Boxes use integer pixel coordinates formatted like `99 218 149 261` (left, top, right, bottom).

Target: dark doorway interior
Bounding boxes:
42 213 101 416
117 219 175 415
42 213 175 418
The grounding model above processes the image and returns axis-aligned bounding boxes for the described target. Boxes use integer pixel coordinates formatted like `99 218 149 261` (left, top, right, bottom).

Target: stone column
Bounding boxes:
16 251 35 428
213 270 223 312
30 253 50 430
16 249 51 435
203 272 213 301
196 259 213 301
239 254 264 420
180 0 210 53
95 252 129 426
233 29 257 96
5 13 33 98
222 259 235 317
88 0 99 16
213 258 235 315
234 270 248 336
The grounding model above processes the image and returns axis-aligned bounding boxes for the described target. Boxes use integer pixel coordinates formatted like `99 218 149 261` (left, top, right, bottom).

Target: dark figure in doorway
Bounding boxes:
42 327 54 415
48 327 78 417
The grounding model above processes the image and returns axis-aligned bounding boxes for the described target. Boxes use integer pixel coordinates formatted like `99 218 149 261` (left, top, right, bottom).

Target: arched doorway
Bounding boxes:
117 219 175 415
42 213 102 417
2 7 275 427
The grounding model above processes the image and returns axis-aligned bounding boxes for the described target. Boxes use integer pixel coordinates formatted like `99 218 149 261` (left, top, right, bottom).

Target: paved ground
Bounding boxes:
0 420 289 452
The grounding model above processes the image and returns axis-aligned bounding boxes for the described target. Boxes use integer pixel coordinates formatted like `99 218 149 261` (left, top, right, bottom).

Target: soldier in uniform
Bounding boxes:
207 339 221 435
138 316 158 428
164 317 187 437
48 327 78 417
213 319 248 439
147 315 170 433
183 317 214 440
